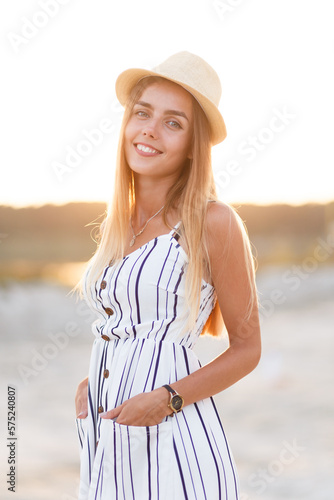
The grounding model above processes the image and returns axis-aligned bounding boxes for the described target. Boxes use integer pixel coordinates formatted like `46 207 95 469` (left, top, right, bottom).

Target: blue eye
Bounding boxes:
135 110 149 118
167 120 181 129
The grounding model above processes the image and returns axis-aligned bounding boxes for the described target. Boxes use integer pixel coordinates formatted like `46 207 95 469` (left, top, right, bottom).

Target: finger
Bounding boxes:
77 410 88 419
100 406 121 420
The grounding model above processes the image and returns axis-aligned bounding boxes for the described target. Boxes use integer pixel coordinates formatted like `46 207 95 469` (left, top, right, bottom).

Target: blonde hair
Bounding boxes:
80 76 257 337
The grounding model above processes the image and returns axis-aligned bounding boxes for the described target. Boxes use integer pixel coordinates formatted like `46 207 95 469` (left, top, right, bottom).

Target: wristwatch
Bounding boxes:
162 384 184 415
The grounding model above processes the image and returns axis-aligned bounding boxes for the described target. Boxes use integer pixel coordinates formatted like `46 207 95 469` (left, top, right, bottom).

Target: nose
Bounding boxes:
142 119 159 139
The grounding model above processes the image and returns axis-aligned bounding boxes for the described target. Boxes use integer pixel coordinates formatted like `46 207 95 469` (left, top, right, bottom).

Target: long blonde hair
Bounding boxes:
81 76 257 336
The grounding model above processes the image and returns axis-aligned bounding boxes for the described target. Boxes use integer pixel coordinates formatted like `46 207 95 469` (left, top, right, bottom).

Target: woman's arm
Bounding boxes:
171 201 261 405
101 202 261 425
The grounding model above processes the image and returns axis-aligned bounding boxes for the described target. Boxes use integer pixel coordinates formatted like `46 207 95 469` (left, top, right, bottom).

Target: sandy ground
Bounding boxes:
0 264 333 500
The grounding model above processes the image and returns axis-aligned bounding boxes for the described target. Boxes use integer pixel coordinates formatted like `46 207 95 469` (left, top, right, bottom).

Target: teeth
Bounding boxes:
137 144 159 154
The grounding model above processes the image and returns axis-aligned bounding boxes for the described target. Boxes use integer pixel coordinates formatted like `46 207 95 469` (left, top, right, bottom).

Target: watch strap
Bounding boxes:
162 384 184 415
162 384 177 397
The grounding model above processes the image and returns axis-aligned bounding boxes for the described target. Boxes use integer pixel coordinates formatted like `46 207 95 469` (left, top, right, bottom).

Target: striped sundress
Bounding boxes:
76 222 239 499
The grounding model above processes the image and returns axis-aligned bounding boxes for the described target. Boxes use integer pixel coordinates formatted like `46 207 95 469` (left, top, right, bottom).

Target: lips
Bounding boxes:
134 143 162 156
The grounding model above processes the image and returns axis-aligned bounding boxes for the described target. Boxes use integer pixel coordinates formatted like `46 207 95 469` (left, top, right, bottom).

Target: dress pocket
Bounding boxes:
90 418 174 500
75 417 88 451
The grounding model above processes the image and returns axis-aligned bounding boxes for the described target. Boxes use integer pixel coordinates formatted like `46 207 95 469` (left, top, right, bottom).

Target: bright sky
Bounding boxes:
1 0 333 208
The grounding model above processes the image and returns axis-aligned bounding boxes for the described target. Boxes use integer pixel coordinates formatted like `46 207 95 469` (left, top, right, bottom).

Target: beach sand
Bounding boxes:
0 264 333 499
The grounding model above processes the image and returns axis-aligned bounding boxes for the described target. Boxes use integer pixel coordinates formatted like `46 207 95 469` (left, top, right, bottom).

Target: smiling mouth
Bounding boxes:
135 143 162 155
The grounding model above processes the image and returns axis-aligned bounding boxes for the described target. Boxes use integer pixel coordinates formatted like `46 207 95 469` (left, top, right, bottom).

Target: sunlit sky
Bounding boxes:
1 0 333 208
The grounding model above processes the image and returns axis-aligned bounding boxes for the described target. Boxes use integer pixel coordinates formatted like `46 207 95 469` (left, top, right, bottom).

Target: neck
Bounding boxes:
132 174 176 227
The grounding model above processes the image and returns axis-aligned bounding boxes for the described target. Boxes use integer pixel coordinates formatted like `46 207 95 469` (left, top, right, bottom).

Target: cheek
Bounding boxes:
124 125 134 160
178 135 192 159
124 125 132 144
124 118 137 141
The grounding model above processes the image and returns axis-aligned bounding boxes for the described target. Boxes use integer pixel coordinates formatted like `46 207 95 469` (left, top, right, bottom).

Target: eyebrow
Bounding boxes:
135 100 189 121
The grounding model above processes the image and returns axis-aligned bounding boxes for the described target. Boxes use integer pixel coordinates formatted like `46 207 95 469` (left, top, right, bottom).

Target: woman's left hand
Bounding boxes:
99 387 172 426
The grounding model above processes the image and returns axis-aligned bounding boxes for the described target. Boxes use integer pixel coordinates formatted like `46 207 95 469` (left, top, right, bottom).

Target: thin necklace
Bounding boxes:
130 205 165 247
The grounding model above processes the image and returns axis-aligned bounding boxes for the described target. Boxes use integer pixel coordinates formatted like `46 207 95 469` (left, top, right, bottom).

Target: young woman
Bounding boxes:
75 51 261 500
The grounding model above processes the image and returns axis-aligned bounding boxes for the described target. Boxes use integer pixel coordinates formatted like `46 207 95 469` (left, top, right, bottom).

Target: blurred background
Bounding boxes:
1 1 334 499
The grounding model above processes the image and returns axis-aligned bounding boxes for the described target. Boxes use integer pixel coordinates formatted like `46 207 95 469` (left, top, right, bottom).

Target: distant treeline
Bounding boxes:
0 201 333 264
2 201 334 235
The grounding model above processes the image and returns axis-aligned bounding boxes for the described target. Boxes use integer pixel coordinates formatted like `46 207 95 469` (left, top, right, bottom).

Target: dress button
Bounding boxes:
103 369 109 378
98 406 104 413
101 334 110 341
105 307 114 316
100 280 107 289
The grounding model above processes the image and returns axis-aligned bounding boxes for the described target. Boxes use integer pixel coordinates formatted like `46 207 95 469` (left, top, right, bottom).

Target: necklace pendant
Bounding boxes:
129 204 165 249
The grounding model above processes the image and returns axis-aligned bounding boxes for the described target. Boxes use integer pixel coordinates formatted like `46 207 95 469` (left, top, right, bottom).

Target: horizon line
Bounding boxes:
1 198 333 210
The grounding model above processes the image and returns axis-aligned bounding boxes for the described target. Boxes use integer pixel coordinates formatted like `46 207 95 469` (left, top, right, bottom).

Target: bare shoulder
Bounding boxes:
206 201 241 240
205 201 249 265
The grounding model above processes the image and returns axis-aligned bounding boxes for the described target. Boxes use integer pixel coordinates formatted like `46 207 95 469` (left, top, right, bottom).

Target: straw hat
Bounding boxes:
115 51 227 145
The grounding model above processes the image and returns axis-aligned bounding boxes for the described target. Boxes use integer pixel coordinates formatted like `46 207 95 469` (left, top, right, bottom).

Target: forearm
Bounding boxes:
170 339 261 407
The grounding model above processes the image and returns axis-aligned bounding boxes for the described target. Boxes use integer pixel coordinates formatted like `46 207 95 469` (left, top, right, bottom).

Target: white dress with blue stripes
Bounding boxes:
76 223 239 499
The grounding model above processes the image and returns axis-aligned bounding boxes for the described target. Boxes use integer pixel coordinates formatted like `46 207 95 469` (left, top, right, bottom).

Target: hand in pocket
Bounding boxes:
75 376 89 419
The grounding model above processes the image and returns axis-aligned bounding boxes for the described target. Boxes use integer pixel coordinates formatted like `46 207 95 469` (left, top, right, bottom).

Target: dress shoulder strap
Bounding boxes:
171 220 182 242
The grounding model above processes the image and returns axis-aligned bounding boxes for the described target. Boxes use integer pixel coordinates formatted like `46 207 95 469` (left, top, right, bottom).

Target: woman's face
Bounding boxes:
124 79 193 181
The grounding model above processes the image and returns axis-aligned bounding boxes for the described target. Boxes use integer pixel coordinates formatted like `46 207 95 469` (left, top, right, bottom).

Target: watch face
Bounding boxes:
171 395 183 411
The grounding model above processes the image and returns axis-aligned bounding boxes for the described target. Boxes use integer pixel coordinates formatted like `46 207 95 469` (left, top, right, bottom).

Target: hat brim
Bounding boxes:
115 68 227 146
